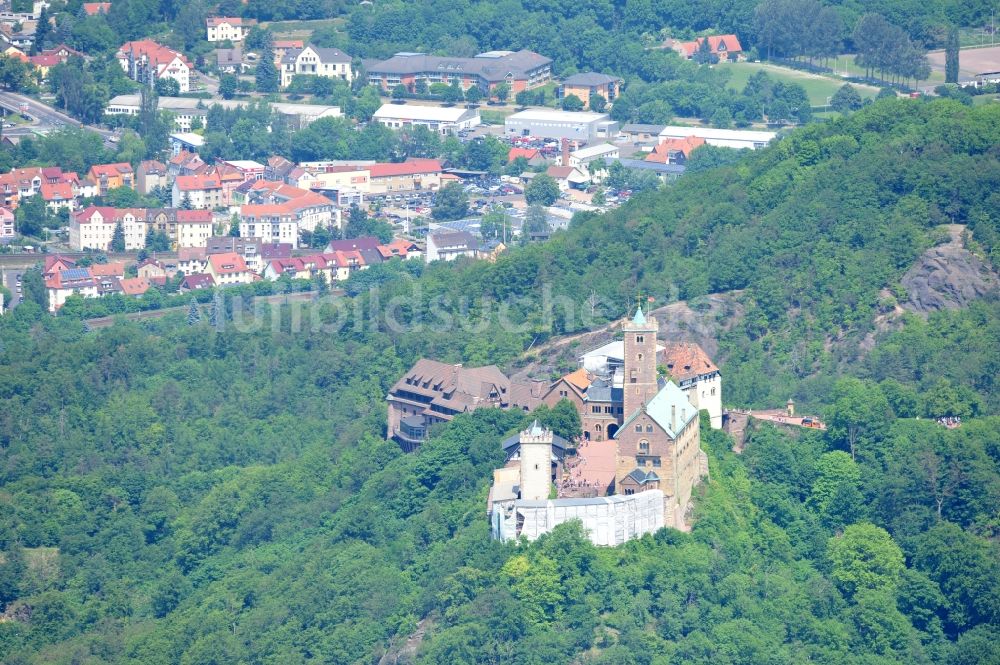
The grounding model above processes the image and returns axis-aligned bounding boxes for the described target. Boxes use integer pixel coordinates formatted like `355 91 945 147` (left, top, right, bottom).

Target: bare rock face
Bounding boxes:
902 226 999 313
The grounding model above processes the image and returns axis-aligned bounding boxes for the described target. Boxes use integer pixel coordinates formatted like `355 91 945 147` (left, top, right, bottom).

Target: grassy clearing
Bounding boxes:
723 61 880 106
972 93 1000 106
830 54 946 86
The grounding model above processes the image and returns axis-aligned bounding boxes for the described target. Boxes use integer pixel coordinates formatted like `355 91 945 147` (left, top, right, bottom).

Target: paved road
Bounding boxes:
0 91 116 139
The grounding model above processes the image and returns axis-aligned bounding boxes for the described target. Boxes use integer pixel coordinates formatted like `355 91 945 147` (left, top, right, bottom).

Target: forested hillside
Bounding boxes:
1 98 999 663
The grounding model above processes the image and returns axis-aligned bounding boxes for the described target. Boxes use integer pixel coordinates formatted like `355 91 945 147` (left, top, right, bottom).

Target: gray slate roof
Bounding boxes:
562 72 620 86
281 45 352 65
368 50 551 83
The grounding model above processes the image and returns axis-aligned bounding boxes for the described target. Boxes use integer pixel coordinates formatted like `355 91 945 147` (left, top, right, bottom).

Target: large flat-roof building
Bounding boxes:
505 109 618 142
105 95 342 132
367 50 551 94
372 103 480 135
657 126 777 150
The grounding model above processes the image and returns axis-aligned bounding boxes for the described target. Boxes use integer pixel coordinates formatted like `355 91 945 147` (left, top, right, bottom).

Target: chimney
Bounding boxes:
671 404 677 432
561 138 569 166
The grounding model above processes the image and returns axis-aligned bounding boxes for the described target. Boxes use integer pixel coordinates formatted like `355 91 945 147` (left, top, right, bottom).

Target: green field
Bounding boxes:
723 61 881 106
827 54 946 85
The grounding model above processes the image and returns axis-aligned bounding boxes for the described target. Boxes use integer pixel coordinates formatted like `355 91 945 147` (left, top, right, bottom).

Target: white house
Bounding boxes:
117 40 192 93
568 143 619 168
206 17 248 43
280 45 353 88
425 230 479 262
372 103 480 136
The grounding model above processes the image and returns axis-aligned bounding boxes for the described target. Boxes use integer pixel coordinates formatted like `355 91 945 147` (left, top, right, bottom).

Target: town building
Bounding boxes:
425 229 479 262
206 252 254 286
137 160 168 194
105 95 342 132
646 136 706 165
172 174 223 210
280 45 353 88
367 50 551 94
367 158 443 194
558 72 623 109
206 17 249 43
567 143 619 168
544 165 590 191
671 34 744 62
372 103 480 136
505 109 618 142
116 39 193 93
386 359 510 450
657 126 776 150
216 47 244 74
87 162 135 195
0 206 14 242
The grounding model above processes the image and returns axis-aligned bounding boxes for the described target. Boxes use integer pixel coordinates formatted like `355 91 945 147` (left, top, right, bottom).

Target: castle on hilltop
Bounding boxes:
488 308 710 544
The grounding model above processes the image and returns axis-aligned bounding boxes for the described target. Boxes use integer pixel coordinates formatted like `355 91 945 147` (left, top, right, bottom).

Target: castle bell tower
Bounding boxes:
622 305 659 418
519 421 553 501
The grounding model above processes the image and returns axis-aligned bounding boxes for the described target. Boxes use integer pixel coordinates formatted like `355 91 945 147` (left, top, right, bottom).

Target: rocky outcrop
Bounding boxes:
902 225 999 313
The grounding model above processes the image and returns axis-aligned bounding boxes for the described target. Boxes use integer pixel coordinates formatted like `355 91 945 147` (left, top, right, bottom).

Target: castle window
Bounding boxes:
592 405 601 413
711 388 716 396
638 353 643 362
624 488 635 495
636 335 644 343
639 439 648 452
646 425 653 433
635 425 642 432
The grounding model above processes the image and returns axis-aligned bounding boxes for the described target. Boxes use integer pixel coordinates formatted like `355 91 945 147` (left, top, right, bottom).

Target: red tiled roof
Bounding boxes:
207 16 243 26
661 341 719 382
40 181 73 201
89 262 127 277
82 2 111 15
646 136 705 162
29 54 61 67
677 34 743 57
508 147 540 162
176 209 213 223
208 252 248 275
175 175 221 191
118 277 152 296
117 39 193 69
368 159 442 178
274 40 304 49
90 162 134 177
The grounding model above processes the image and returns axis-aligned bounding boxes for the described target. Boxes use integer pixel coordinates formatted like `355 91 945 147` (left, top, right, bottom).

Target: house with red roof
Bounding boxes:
172 174 223 210
117 277 153 297
367 158 443 194
40 181 76 213
671 34 744 63
116 39 193 93
87 162 135 195
377 239 422 261
507 147 547 167
82 3 111 16
206 252 254 285
645 135 706 165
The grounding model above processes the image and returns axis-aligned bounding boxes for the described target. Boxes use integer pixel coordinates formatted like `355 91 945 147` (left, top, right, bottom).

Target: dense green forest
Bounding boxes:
1 98 999 663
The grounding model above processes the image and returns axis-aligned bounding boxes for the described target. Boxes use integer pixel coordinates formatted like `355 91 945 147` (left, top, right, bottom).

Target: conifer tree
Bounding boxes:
187 298 200 325
110 221 125 252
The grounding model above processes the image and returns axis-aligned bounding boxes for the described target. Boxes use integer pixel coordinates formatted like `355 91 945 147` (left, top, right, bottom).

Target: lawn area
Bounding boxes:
722 61 880 107
829 54 945 85
972 93 999 106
